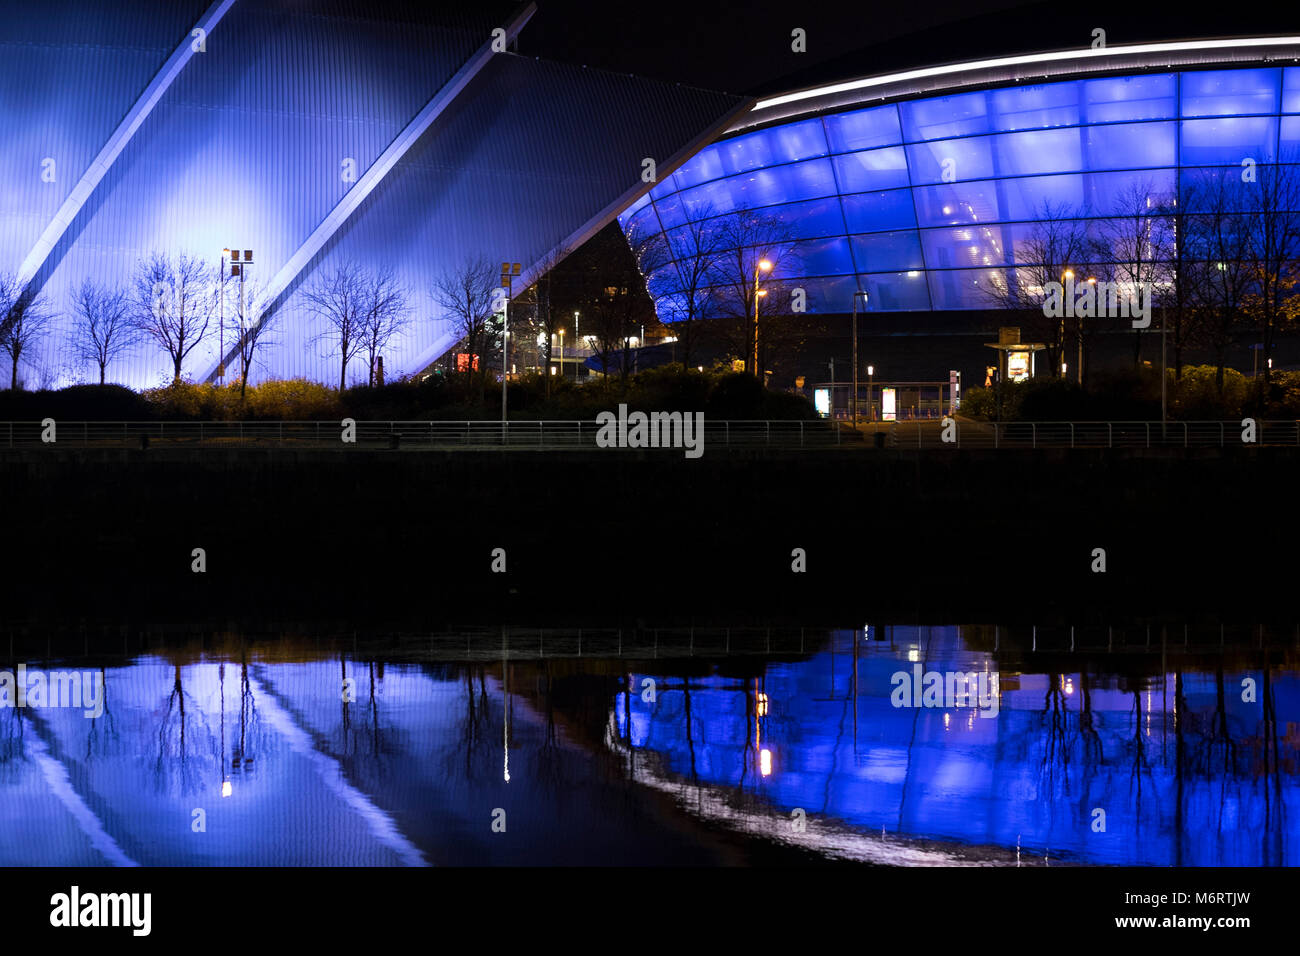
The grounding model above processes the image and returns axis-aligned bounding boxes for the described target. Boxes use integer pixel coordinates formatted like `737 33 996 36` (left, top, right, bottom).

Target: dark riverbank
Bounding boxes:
1 445 1296 629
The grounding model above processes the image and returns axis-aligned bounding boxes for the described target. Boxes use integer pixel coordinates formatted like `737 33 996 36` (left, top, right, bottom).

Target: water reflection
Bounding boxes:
0 626 1295 865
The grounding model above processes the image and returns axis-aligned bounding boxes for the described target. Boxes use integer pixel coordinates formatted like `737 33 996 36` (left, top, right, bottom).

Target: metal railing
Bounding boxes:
0 418 844 449
3 419 1297 450
883 419 1300 449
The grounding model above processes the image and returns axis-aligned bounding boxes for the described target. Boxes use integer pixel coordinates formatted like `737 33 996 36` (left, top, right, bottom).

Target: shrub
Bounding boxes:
245 379 342 420
1170 365 1247 418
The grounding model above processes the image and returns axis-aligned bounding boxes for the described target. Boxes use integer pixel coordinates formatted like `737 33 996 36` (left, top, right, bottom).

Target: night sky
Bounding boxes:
517 0 1300 96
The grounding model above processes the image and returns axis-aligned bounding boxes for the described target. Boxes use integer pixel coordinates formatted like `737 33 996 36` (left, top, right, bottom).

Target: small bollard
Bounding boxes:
139 434 150 451
389 432 401 450
873 431 886 449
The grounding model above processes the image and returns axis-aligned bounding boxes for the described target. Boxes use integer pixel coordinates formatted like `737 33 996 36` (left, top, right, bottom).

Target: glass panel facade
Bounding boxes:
624 66 1300 317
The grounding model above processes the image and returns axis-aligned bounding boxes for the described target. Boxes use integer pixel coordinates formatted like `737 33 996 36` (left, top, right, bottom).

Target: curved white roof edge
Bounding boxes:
734 35 1300 132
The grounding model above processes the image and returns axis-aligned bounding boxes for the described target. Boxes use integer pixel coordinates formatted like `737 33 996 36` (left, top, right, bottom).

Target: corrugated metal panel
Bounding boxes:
5 0 519 387
272 54 748 385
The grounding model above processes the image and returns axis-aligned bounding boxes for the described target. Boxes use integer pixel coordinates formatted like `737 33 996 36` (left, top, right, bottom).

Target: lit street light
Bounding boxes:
752 258 772 378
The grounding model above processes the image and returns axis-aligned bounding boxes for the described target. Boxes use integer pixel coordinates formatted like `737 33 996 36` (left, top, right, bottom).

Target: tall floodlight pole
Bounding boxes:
752 258 772 378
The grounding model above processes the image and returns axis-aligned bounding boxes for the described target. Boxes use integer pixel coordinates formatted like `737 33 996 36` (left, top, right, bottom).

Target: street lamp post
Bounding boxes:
500 261 520 423
1060 269 1073 379
219 249 229 385
850 290 869 427
1082 277 1095 386
867 364 874 422
558 328 564 377
574 311 580 382
752 258 772 378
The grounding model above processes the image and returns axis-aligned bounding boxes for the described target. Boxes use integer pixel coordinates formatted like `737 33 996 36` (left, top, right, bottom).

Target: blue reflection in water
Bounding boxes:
617 628 1298 866
0 628 1295 865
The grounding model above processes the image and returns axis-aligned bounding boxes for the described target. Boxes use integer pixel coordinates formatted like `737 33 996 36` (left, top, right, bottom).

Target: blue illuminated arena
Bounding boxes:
620 38 1300 320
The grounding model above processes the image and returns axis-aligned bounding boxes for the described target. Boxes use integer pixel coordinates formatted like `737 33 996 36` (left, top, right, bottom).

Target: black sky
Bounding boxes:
516 0 1300 95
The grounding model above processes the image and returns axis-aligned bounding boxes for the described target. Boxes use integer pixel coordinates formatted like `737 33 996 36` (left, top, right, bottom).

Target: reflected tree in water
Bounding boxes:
84 666 120 762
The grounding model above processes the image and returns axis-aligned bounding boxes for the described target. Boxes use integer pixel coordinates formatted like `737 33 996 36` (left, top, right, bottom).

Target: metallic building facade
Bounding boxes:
2 0 746 388
620 41 1300 322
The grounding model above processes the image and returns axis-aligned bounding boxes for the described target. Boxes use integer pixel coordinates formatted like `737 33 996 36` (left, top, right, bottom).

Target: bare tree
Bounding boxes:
710 207 799 377
1152 181 1204 381
132 253 216 384
524 243 569 380
635 202 726 370
0 276 56 391
224 276 277 400
0 273 19 352
981 201 1089 379
1186 169 1253 393
1093 180 1175 373
69 278 136 385
301 262 369 391
1240 158 1300 387
430 256 500 400
358 266 410 387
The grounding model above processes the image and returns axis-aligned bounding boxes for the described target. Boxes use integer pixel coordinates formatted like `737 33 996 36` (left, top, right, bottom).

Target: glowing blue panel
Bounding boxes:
901 90 990 141
719 157 839 208
672 144 726 188
823 105 903 152
1083 74 1177 123
1085 169 1177 214
1181 68 1280 117
1181 117 1278 165
1280 117 1300 154
851 232 924 272
646 271 682 300
715 118 828 177
993 127 1086 177
927 268 1002 309
649 291 693 326
833 147 910 193
651 190 689 229
907 137 994 185
989 81 1081 131
841 188 917 233
750 195 847 240
621 200 660 245
913 180 1014 228
677 178 742 220
803 275 864 312
1082 121 1176 170
1284 68 1300 113
648 176 678 201
788 237 854 276
920 225 1009 269
861 270 931 311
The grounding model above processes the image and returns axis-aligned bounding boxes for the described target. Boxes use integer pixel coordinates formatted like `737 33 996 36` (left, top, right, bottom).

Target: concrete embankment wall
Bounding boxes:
1 445 1294 629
